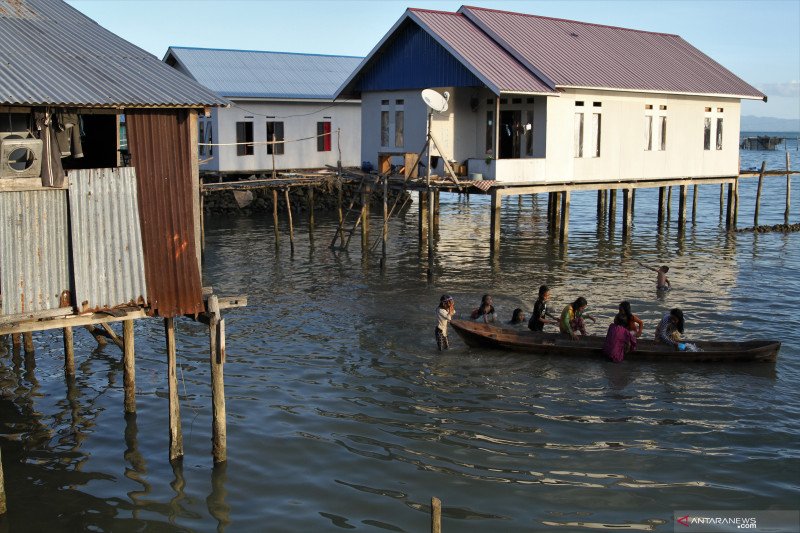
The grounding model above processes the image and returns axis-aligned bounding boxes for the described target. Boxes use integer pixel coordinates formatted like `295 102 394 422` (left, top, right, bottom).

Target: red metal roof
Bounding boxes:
409 9 554 94
459 6 765 99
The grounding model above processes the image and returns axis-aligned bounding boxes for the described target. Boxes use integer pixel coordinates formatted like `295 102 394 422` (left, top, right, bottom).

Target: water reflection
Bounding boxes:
206 462 231 533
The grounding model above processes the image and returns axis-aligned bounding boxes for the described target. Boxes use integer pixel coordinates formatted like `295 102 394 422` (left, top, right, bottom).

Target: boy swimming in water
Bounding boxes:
638 261 671 291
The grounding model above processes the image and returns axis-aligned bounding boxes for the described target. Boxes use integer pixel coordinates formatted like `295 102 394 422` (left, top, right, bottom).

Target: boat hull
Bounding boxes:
450 320 780 363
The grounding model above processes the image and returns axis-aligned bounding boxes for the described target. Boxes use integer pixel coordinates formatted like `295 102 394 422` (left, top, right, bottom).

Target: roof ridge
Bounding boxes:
459 5 680 38
168 46 363 59
407 7 461 16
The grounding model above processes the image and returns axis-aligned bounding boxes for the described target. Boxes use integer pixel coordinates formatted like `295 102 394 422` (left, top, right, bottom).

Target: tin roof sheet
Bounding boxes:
0 0 227 107
459 6 765 99
166 47 363 100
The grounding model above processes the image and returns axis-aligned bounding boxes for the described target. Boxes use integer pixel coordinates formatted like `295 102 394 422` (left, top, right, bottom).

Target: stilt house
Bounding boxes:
337 6 766 183
163 47 363 175
0 0 227 319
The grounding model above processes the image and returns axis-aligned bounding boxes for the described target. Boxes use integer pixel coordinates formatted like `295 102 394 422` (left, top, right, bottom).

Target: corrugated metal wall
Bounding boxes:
126 109 203 317
68 167 148 313
358 19 483 92
0 190 70 315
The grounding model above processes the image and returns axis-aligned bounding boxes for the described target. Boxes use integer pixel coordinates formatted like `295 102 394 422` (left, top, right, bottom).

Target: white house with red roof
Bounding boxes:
337 5 765 183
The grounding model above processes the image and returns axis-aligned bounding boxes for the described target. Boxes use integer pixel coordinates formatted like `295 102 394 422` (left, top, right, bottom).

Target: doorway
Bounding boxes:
499 110 522 159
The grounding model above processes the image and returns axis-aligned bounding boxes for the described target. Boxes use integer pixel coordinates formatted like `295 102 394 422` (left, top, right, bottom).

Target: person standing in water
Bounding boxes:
528 285 558 332
435 295 455 351
639 261 671 291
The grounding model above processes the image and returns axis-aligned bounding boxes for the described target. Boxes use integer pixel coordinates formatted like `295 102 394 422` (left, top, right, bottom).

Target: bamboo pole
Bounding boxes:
284 189 295 255
786 152 791 225
23 332 33 354
692 184 699 223
123 320 135 413
431 497 441 533
63 327 75 377
272 189 280 249
754 161 766 227
559 190 570 243
165 317 183 462
208 295 227 463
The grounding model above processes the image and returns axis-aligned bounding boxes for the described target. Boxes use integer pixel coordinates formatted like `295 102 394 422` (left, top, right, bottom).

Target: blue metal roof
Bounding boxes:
0 0 227 107
165 47 364 100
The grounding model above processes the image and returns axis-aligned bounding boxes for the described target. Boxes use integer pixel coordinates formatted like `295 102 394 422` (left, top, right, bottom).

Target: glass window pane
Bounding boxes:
574 112 584 157
395 111 404 148
485 111 494 155
592 113 601 157
704 117 711 150
525 110 534 156
716 118 723 150
659 116 667 151
381 111 389 147
644 116 653 151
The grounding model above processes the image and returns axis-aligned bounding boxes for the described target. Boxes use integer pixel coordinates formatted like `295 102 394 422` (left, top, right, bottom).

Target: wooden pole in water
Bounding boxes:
559 190 570 243
418 191 428 247
622 188 632 238
382 176 388 260
362 182 372 250
284 189 295 254
596 190 603 218
726 182 735 230
490 189 501 254
734 176 740 228
754 161 766 227
271 133 277 180
657 187 666 226
552 191 562 235
272 189 280 249
678 184 687 231
608 189 617 233
692 184 699 223
11 333 20 351
786 152 792 225
631 189 636 219
431 497 442 533
123 320 135 413
63 327 75 377
336 179 344 246
307 188 315 230
23 332 33 354
720 184 724 217
165 317 183 462
666 186 672 219
208 295 227 463
0 448 6 515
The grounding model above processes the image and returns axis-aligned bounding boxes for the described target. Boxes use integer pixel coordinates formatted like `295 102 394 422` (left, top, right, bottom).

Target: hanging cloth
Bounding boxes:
33 109 66 187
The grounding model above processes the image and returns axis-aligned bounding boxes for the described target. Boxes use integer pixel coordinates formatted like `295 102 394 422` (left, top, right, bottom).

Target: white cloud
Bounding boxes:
758 81 800 98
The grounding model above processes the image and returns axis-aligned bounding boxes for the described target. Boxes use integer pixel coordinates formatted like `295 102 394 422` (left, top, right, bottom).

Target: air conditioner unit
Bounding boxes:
1 137 43 179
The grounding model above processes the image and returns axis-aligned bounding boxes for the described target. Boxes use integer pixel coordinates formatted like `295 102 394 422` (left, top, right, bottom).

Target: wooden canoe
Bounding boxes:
450 320 780 363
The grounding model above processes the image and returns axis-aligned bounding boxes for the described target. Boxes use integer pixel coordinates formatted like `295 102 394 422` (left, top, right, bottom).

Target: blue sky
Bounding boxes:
68 0 800 119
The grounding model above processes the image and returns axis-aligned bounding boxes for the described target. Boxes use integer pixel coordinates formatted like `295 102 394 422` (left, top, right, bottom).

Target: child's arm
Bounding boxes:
638 261 658 273
585 314 597 323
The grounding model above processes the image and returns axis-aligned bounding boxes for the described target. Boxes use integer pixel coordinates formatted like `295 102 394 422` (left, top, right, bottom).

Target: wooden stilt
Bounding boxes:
559 190 570 243
427 189 435 277
272 189 280 249
490 189 501 254
165 317 183 462
692 185 699 223
284 189 295 254
123 320 135 413
336 179 344 245
552 191 562 235
101 323 124 349
631 189 636 219
666 186 673 220
596 190 603 218
208 295 227 463
200 193 205 256
23 332 34 354
431 497 442 533
433 190 440 230
418 191 428 247
307 188 315 229
720 183 724 217
63 327 75 377
726 182 735 229
622 188 633 239
785 152 791 225
658 187 666 226
608 189 617 234
11 333 21 351
361 183 371 249
382 176 388 261
678 184 687 231
754 161 766 227
0 448 6 516
547 192 553 226
733 177 739 228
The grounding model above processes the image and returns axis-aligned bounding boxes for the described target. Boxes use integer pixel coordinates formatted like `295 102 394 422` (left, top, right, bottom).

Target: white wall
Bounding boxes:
201 99 361 173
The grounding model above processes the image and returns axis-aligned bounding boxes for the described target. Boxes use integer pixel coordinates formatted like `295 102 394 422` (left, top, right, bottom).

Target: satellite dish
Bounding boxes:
421 89 448 113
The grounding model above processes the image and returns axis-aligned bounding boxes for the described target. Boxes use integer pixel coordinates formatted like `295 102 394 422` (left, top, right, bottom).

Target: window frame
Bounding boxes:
317 121 332 152
236 121 254 156
266 121 284 155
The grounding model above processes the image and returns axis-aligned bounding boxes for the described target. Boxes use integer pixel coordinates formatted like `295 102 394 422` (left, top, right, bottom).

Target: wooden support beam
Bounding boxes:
666 186 672 219
23 332 34 354
785 152 792 226
284 189 295 255
433 190 440 229
552 191 562 235
101 323 124 349
63 327 75 377
726 182 735 230
307 187 315 229
11 333 20 351
622 188 633 239
490 189 501 254
559 190 570 243
0 448 6 515
336 179 344 246
608 189 617 234
418 191 428 247
431 497 442 533
631 189 636 219
123 320 135 414
208 295 227 463
1 308 147 336
165 317 183 462
754 161 766 227
720 184 724 217
678 185 687 231
596 190 603 219
733 177 739 228
427 190 435 277
361 182 371 249
382 176 388 260
272 189 280 249
692 185 699 223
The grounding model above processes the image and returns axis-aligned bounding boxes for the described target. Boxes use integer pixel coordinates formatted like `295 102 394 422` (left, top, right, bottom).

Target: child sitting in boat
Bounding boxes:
470 294 496 323
639 261 671 291
604 313 638 362
618 301 644 338
559 297 596 340
435 294 456 351
654 308 685 349
528 285 558 332
508 308 526 326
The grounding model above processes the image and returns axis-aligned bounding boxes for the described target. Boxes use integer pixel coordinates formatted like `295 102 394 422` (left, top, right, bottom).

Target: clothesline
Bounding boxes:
198 129 339 147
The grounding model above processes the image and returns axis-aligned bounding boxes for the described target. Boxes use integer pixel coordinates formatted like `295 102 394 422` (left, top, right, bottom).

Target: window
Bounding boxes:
525 110 534 156
394 109 404 148
703 117 711 150
380 111 389 147
716 118 723 150
575 101 584 107
512 98 522 104
485 111 494 154
199 121 206 156
644 115 653 151
317 121 331 152
574 112 584 157
207 123 213 156
236 121 253 156
381 100 389 105
266 121 284 155
395 99 404 105
658 116 667 151
591 113 601 157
